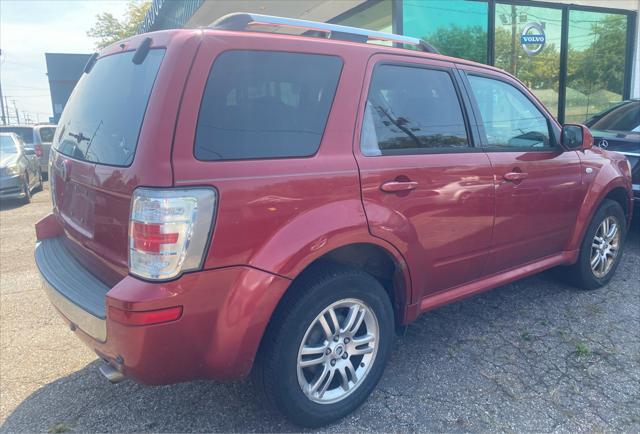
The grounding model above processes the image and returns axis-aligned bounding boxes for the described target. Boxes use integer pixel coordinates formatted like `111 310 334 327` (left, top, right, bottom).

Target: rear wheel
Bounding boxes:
253 266 394 427
559 199 626 290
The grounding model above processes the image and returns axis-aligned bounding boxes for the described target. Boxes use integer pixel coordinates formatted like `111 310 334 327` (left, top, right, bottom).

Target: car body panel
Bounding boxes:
34 28 633 385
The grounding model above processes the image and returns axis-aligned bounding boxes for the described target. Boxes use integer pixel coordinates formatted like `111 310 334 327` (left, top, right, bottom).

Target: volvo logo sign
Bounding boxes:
520 22 546 56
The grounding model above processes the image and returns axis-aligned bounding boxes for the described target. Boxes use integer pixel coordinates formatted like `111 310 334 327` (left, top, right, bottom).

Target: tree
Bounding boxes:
87 0 151 49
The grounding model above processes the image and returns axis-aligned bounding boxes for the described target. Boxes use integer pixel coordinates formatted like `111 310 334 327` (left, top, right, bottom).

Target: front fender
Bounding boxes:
567 150 632 253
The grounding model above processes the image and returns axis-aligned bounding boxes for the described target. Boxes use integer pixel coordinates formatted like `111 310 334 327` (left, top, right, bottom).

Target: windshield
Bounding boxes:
586 101 640 132
0 135 19 155
0 127 33 144
54 49 165 166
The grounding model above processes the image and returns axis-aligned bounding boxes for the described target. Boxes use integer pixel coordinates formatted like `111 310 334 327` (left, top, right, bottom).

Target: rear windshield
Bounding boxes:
54 49 165 166
194 51 342 161
0 127 33 144
38 127 56 143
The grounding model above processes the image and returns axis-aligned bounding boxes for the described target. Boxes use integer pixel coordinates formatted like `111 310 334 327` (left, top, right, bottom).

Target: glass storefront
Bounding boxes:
332 0 392 33
403 0 488 63
399 0 635 123
565 10 629 123
494 4 562 117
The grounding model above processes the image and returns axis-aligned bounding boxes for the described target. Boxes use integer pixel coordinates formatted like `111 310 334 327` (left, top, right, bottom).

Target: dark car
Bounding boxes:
0 132 43 203
585 99 640 201
33 14 632 427
0 124 57 177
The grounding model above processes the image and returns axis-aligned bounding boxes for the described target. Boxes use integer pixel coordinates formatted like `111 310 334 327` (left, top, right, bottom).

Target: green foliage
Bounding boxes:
567 15 627 96
427 25 488 63
87 0 151 49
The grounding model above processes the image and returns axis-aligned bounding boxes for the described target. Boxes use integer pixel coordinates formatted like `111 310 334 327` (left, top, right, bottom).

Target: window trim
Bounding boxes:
360 60 479 157
462 70 562 152
192 49 344 163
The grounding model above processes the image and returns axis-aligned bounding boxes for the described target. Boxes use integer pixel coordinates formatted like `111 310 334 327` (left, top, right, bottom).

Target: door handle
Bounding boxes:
380 181 419 192
503 172 528 182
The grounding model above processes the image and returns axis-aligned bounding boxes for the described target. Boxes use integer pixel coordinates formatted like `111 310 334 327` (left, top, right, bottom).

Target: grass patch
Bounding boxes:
575 342 591 356
48 422 71 434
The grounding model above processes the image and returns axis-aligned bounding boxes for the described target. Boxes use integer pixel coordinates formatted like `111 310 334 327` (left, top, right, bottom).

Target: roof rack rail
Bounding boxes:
210 13 440 54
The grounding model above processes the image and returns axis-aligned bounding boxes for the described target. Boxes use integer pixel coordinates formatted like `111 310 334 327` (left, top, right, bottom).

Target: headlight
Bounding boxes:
1 165 19 176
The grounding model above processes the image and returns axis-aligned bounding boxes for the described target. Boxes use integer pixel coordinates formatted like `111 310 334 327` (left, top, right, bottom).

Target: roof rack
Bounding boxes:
210 13 440 54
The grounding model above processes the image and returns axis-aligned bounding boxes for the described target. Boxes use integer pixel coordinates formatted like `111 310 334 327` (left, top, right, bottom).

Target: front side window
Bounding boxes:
194 51 342 161
361 64 469 156
468 75 552 149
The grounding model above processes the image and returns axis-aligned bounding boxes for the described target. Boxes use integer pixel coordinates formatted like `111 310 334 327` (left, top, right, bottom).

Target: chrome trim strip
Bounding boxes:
618 152 640 157
41 276 107 342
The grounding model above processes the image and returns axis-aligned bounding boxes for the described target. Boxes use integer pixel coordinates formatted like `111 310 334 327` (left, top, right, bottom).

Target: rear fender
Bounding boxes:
247 199 412 318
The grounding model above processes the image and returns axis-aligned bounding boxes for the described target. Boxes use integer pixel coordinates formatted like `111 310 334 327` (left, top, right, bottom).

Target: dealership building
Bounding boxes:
140 0 639 124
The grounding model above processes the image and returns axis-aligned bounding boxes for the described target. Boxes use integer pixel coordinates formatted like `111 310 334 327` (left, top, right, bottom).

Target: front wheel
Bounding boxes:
20 175 31 204
560 199 627 290
253 266 394 427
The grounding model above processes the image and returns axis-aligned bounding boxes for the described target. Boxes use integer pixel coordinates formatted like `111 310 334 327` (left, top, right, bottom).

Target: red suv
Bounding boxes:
35 14 633 427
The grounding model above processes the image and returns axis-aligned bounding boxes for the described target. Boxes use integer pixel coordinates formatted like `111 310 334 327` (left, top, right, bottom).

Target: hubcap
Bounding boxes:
590 216 620 278
297 298 379 404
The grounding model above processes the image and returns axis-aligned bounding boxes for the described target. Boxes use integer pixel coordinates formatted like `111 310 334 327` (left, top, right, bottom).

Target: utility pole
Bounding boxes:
0 49 6 125
11 99 19 124
3 96 9 125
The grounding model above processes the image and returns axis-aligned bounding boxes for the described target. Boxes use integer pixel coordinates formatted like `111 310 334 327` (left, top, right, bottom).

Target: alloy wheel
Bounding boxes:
297 298 379 404
590 216 620 278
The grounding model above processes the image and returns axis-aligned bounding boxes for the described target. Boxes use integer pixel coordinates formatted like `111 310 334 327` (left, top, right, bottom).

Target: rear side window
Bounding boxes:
361 64 469 156
194 51 342 161
54 49 165 166
38 127 56 143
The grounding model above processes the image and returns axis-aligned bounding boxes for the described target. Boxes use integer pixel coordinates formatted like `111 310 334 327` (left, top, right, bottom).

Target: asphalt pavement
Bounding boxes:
0 184 638 432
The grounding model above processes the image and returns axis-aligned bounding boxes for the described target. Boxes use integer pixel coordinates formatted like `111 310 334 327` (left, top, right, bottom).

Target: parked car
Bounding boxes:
1 132 42 203
34 14 633 427
584 99 640 202
0 123 57 178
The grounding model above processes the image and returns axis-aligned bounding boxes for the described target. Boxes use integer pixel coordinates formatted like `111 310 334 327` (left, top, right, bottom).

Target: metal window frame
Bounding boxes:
490 0 636 122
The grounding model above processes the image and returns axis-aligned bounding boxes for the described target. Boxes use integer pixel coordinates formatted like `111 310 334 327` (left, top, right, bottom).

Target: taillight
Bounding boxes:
34 144 43 158
129 188 217 280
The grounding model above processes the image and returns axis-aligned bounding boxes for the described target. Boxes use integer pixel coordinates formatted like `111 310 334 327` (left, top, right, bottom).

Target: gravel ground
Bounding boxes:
0 184 638 433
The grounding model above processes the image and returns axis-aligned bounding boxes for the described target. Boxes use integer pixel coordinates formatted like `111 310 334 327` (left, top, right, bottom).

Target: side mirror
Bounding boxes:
561 124 593 151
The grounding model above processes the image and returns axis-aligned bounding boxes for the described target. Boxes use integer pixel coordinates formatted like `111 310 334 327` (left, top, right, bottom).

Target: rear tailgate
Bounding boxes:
49 30 202 286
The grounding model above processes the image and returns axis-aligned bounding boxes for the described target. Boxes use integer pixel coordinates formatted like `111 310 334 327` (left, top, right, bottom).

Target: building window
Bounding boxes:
332 0 392 33
565 10 629 123
493 4 563 118
403 0 489 63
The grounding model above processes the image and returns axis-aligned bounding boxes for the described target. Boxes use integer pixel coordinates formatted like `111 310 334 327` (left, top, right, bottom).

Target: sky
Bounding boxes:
0 0 129 123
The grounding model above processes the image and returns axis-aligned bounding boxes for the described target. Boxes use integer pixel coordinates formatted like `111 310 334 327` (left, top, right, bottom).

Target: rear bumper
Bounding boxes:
34 232 291 384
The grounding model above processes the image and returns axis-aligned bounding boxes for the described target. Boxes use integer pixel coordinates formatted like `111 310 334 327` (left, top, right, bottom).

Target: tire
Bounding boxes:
34 171 43 192
560 199 627 290
20 175 31 204
252 265 394 427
